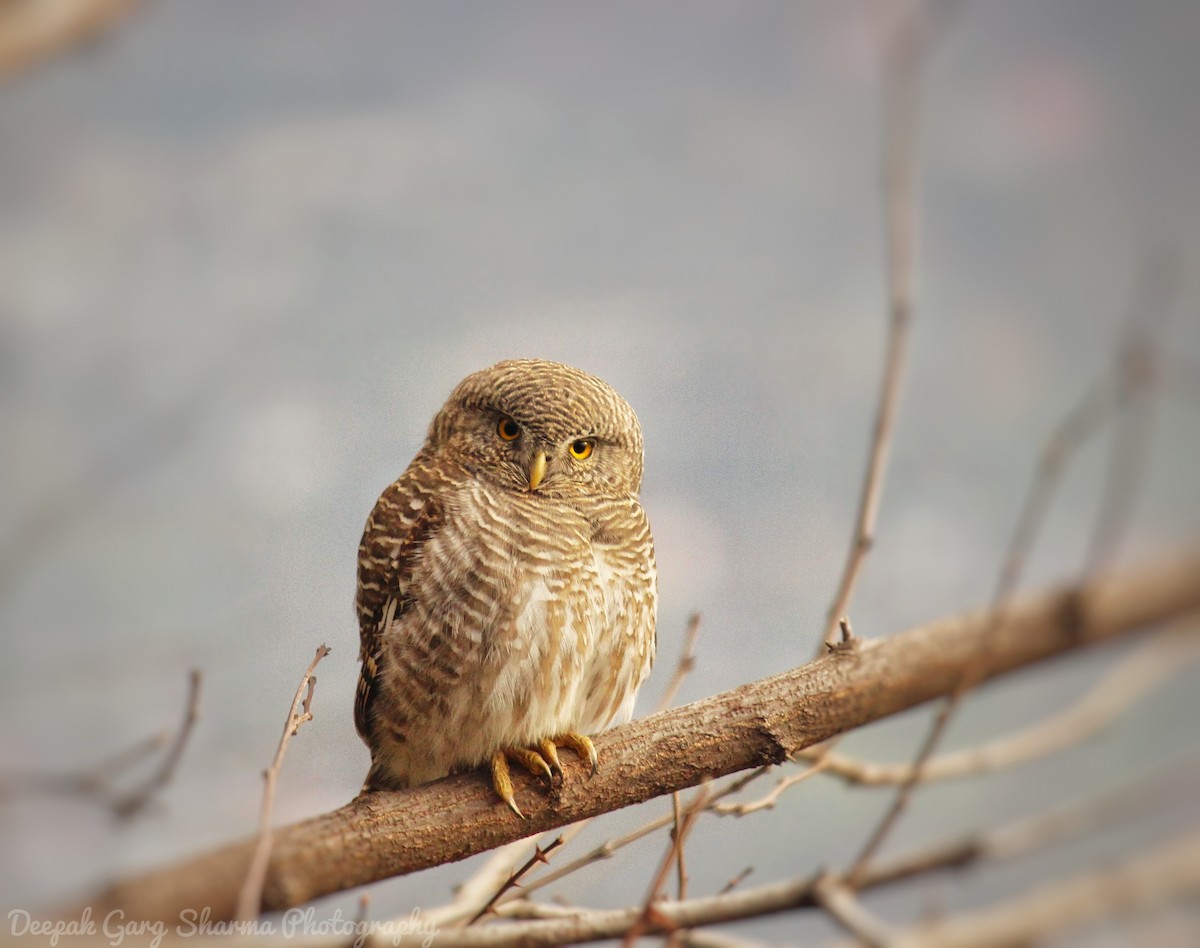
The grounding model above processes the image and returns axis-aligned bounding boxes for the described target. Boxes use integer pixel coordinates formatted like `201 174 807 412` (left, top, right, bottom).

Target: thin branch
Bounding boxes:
720 868 754 896
710 757 829 816
468 837 563 925
359 831 1200 946
658 613 702 713
111 669 203 819
848 248 1179 881
0 669 200 819
490 899 771 948
1084 243 1180 574
680 932 766 948
422 841 544 929
234 644 331 922
879 831 1200 948
623 784 710 946
820 0 934 650
814 873 899 947
843 754 1200 895
672 793 688 902
471 758 1200 947
494 769 773 908
69 549 1200 923
0 734 165 805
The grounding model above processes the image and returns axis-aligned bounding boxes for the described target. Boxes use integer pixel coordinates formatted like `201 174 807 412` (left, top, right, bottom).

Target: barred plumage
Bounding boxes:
355 360 656 811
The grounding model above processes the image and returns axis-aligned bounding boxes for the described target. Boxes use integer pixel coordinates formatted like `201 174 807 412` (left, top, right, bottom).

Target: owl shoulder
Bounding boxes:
355 458 462 628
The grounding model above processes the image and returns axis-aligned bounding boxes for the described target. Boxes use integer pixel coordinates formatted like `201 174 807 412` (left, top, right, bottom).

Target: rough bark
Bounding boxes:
72 548 1200 923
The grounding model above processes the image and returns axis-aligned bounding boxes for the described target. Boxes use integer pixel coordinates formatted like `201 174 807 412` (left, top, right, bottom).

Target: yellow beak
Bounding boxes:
528 451 547 491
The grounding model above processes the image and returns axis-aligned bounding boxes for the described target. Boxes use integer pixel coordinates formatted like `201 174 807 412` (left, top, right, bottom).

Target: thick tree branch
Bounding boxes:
71 548 1200 923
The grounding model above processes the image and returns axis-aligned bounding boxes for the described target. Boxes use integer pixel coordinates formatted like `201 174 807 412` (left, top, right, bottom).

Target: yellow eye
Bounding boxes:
569 439 594 460
497 416 521 441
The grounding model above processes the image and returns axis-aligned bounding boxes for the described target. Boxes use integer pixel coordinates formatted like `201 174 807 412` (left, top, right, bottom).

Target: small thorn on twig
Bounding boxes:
467 836 565 925
827 616 860 653
236 644 331 922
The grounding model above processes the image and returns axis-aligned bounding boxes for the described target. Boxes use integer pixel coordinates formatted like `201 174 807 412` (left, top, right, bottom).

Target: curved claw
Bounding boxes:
537 739 564 779
487 732 600 815
557 732 598 776
489 750 525 819
506 745 554 782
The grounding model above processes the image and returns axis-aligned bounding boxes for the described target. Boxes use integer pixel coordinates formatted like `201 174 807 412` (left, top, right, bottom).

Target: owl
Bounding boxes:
355 359 657 816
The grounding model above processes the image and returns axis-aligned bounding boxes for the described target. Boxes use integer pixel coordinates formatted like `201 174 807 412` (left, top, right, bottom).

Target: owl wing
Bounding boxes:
354 462 445 744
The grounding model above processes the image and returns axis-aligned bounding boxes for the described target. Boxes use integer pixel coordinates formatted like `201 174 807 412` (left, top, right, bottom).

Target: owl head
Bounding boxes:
427 359 645 497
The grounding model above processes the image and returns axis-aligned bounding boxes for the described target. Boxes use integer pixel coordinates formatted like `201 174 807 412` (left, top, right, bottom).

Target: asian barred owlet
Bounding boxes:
355 359 656 816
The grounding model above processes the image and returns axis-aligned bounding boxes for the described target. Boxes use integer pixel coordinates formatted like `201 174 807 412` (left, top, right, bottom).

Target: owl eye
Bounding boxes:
497 416 522 441
569 439 595 460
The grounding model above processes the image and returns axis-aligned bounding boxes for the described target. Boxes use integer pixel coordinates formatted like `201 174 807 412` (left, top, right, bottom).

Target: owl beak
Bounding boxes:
527 450 547 491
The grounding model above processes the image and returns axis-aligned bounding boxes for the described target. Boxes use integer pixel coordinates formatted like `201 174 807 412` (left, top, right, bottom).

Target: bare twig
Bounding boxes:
720 868 754 896
658 613 702 712
820 1 933 650
111 669 202 819
623 784 710 946
830 754 1199 899
710 757 830 816
878 831 1200 948
371 822 1200 947
665 792 691 948
848 247 1181 883
0 669 201 819
468 837 564 925
814 873 899 947
0 733 165 805
489 901 767 948
672 793 687 901
1084 243 1180 574
483 758 1200 947
419 841 543 928
492 769 773 909
680 932 766 948
235 644 331 922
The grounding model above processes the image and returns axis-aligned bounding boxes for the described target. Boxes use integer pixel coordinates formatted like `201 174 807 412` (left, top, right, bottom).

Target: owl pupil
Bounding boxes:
498 417 520 440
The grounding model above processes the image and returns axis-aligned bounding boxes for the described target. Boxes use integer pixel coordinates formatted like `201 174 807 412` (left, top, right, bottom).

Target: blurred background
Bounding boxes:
1 0 1198 941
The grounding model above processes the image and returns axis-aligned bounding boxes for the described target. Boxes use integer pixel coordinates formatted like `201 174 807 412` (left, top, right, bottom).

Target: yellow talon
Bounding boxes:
489 750 525 819
555 732 598 776
537 739 563 777
506 745 554 781
488 733 600 815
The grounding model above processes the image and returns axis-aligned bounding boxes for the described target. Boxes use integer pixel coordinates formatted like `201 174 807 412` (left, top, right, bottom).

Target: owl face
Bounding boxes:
427 359 645 498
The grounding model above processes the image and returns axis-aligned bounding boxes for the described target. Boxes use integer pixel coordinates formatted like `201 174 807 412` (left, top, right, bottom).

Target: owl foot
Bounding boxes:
543 732 599 777
489 733 599 818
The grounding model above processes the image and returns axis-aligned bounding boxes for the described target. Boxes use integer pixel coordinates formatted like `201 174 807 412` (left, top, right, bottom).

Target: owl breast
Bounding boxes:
367 479 656 789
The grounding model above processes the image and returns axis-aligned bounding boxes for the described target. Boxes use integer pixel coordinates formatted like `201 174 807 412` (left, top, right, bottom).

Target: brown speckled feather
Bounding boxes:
354 456 450 745
354 360 657 793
